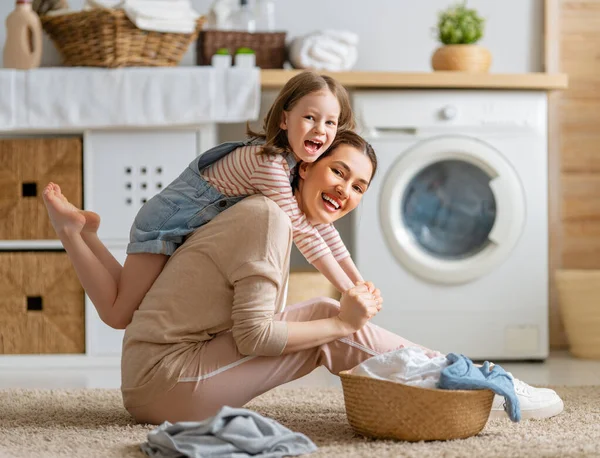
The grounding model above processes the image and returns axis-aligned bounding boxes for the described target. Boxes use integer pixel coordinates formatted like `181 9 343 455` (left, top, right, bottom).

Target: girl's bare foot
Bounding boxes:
42 182 101 235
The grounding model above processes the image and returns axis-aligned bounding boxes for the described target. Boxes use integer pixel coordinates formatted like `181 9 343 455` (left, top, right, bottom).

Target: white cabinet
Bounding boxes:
82 129 210 356
84 130 200 242
0 128 215 365
0 67 259 369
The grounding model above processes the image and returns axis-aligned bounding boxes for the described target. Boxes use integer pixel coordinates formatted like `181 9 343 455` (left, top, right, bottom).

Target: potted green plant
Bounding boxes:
431 1 491 72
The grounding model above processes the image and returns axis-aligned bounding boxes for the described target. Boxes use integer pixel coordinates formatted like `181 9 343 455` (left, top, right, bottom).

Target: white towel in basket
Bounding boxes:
124 0 199 33
83 0 200 33
350 347 449 389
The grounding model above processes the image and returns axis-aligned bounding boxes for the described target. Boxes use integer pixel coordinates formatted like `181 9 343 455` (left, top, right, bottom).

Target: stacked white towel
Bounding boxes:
124 0 200 33
83 0 124 9
350 347 449 389
83 0 200 33
288 30 359 72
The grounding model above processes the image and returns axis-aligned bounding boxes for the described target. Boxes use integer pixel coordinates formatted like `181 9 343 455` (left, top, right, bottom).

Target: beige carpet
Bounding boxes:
1 386 599 458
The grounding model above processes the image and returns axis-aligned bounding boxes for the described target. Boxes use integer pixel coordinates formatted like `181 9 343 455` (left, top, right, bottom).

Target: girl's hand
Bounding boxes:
356 281 383 312
361 280 376 294
337 283 382 334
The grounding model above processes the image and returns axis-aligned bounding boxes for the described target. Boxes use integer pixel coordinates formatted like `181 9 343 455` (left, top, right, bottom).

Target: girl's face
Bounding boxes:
280 89 341 163
296 144 373 225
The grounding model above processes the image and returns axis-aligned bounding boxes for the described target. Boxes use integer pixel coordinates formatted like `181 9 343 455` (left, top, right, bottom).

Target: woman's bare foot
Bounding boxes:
42 182 101 235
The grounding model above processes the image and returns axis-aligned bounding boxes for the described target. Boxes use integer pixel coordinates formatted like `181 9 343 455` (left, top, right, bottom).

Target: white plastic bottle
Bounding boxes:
255 0 275 32
3 0 43 70
229 0 255 32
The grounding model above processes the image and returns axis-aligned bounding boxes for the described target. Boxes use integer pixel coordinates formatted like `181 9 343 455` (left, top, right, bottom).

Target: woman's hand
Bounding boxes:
337 283 383 334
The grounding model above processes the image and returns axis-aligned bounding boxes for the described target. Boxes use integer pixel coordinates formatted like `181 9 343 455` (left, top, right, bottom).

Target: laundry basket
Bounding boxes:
339 370 494 441
41 9 205 67
555 269 600 359
196 30 286 68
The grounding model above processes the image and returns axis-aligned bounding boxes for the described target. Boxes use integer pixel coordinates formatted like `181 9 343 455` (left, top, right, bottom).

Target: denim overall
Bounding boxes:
127 141 297 256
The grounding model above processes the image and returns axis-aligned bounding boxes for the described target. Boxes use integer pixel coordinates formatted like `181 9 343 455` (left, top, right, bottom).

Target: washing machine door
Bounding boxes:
380 135 525 284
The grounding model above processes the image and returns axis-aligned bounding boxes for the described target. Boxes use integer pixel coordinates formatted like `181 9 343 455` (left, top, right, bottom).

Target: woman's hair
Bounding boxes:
291 129 378 190
247 71 355 156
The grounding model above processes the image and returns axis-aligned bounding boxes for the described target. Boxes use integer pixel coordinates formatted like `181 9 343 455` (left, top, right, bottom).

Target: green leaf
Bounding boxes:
434 0 485 45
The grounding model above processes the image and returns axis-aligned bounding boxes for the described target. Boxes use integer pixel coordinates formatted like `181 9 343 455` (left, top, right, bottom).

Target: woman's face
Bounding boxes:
296 144 373 225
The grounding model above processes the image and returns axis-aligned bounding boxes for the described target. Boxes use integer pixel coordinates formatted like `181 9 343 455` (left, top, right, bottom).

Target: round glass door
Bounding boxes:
402 160 497 260
380 136 525 285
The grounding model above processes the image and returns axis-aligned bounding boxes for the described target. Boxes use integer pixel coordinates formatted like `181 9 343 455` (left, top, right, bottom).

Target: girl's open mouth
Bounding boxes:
304 140 323 155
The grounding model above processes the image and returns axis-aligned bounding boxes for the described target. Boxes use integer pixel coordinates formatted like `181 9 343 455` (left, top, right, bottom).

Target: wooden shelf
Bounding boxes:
261 70 568 90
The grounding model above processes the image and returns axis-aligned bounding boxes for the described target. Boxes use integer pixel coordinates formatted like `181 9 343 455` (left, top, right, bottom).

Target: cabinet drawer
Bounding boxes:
0 252 85 354
85 130 198 241
0 137 83 240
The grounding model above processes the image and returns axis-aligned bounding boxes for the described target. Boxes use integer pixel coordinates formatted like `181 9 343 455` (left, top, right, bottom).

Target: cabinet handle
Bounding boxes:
27 296 43 311
22 182 38 197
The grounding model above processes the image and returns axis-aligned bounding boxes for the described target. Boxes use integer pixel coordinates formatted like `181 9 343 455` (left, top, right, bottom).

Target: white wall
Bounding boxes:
2 0 543 72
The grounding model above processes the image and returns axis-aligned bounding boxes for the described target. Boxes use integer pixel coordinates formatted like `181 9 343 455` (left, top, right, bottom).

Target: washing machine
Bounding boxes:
353 90 548 360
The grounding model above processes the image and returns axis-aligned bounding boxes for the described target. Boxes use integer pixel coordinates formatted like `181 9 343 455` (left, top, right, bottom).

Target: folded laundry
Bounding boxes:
125 0 199 20
83 0 200 33
124 11 196 33
288 30 359 72
124 0 199 33
83 0 123 9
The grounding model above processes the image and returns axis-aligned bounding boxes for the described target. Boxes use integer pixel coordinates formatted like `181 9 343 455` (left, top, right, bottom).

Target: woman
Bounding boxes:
119 130 562 424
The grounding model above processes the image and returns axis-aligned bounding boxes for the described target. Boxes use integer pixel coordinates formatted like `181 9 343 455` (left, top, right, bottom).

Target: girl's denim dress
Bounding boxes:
127 141 296 256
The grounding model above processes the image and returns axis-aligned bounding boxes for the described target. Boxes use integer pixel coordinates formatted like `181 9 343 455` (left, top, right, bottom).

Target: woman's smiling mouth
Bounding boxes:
321 193 341 211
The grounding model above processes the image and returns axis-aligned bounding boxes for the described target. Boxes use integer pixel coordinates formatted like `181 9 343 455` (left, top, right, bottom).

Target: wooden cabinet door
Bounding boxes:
0 137 82 240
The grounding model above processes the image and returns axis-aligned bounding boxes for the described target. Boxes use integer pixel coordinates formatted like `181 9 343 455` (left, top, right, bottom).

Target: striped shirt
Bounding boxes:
201 144 349 264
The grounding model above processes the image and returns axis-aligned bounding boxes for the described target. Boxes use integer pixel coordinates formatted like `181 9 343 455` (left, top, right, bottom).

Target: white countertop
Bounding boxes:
0 67 260 131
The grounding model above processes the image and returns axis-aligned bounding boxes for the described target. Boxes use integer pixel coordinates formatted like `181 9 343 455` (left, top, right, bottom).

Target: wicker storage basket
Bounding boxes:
339 370 494 441
41 9 205 67
196 30 286 69
556 269 600 359
0 137 82 240
0 252 85 355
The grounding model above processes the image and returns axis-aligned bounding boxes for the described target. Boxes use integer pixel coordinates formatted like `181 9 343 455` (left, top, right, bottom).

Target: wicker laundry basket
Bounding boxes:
41 9 205 67
555 269 600 359
196 30 287 68
339 370 495 441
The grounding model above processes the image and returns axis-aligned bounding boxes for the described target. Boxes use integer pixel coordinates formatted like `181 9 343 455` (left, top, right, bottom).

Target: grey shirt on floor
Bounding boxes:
140 406 317 458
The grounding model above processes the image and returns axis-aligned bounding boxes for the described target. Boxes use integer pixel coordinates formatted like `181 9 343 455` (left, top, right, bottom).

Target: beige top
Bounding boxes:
121 196 292 409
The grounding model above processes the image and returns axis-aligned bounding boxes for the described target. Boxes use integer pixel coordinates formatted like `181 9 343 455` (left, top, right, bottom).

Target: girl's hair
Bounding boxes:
291 129 378 190
247 71 355 156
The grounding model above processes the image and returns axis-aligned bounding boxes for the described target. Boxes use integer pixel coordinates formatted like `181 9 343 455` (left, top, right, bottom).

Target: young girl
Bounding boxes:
42 71 372 330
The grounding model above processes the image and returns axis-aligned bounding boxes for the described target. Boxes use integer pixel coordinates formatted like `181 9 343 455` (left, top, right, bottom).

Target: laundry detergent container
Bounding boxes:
339 371 494 441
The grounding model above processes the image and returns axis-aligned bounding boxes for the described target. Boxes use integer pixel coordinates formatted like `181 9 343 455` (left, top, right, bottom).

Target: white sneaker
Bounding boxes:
488 375 564 420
